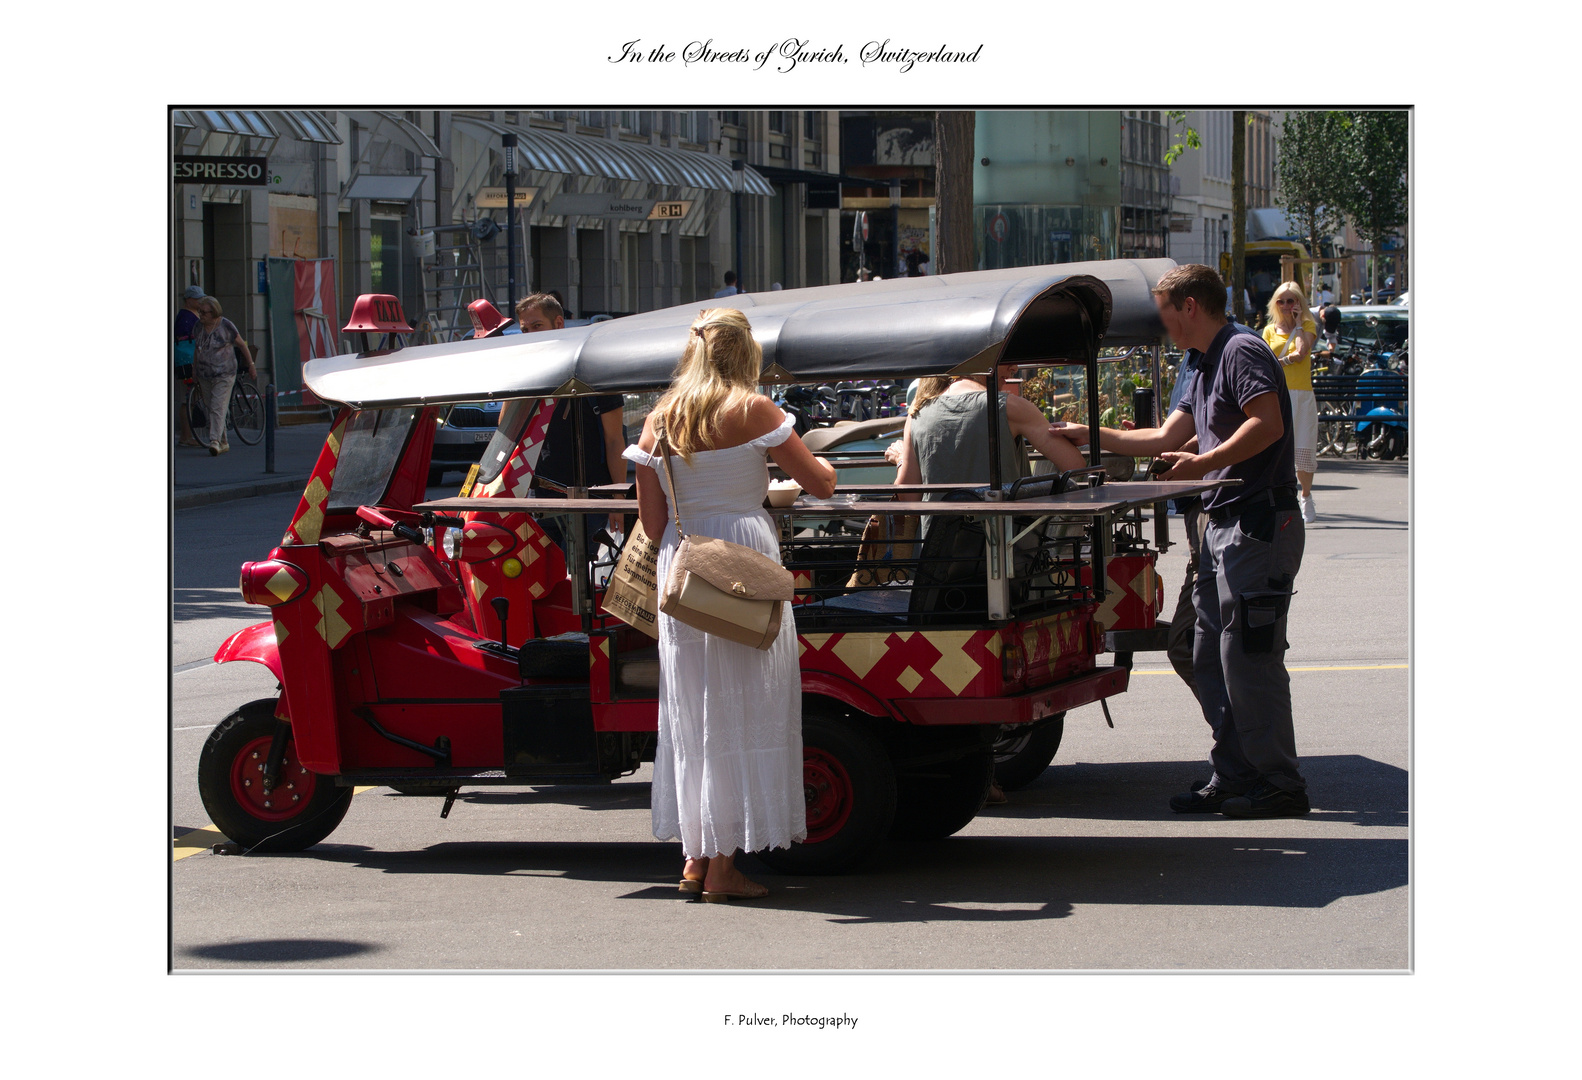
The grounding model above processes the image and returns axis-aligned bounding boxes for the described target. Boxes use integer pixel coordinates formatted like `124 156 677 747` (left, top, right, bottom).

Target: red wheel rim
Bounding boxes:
802 748 854 844
228 734 318 823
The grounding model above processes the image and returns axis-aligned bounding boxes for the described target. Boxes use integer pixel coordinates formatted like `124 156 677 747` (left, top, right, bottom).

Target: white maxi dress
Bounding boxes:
622 411 807 858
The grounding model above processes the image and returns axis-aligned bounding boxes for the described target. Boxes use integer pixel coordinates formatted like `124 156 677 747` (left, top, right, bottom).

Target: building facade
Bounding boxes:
171 109 845 394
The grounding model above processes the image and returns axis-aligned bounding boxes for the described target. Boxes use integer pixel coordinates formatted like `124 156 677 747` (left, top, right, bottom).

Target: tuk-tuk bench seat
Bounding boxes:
793 587 912 630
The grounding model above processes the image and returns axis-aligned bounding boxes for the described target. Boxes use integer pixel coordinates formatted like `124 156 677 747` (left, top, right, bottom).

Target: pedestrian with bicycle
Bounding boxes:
191 296 256 456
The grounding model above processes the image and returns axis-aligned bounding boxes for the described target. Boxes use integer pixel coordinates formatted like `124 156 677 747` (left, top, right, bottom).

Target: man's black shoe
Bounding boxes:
1169 780 1238 813
1219 782 1311 818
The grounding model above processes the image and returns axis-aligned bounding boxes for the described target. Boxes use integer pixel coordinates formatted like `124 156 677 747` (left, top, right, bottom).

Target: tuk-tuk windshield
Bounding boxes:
327 407 421 511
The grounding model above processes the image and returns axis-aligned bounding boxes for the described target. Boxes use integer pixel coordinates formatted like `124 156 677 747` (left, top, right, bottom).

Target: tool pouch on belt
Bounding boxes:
1240 576 1295 654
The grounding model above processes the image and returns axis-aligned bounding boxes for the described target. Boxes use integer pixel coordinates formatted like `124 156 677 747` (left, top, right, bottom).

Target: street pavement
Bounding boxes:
171 413 333 510
172 455 1409 974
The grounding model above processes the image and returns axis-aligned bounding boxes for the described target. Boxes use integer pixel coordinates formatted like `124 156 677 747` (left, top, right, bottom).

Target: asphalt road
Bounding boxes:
171 461 1408 971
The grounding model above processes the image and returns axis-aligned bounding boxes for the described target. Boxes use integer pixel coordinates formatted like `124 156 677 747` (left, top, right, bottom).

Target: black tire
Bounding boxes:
754 715 896 875
991 713 1066 791
185 383 206 435
198 699 352 852
889 747 994 840
230 379 265 445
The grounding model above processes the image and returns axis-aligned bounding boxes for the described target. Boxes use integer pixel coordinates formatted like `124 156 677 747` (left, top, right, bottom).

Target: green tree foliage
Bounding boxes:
1275 111 1350 293
1339 110 1409 249
1164 110 1201 166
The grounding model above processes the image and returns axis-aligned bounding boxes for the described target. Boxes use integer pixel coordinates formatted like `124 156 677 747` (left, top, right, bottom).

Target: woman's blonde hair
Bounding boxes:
908 376 953 417
653 308 763 463
1265 281 1309 326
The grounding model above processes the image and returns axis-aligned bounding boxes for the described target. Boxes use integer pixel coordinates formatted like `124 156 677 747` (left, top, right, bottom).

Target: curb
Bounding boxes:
174 476 308 511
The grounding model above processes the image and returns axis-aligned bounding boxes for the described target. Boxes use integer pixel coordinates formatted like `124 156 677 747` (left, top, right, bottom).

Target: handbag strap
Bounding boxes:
652 418 687 540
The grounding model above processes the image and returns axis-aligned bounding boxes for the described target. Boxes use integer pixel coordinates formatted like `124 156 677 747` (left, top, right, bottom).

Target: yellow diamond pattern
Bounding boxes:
313 585 353 649
896 666 923 693
596 637 609 656
831 632 887 680
894 631 915 642
801 633 833 653
487 539 504 556
273 618 288 646
469 574 489 602
265 568 299 604
926 631 982 696
528 581 546 599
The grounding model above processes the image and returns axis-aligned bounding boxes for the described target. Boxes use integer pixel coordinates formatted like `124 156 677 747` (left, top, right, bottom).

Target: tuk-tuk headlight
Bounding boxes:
443 521 521 565
239 559 308 607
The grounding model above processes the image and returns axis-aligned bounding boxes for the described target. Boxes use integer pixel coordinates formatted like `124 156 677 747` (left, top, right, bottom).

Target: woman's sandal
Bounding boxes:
679 857 709 896
701 881 769 904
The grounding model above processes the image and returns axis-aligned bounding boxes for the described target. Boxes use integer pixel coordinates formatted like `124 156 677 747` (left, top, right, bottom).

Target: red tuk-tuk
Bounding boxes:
199 260 1219 872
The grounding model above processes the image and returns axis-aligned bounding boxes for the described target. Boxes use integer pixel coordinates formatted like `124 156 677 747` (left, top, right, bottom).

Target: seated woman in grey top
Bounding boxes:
890 373 1087 496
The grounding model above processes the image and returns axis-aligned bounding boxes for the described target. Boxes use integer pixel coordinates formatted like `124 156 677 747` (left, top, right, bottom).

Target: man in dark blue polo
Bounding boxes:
1051 263 1308 818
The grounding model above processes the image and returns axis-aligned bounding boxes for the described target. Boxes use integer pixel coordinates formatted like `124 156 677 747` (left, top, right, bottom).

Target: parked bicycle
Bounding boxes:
185 375 266 446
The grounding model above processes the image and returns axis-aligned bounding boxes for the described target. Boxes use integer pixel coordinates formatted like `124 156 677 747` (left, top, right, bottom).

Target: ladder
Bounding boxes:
415 220 499 343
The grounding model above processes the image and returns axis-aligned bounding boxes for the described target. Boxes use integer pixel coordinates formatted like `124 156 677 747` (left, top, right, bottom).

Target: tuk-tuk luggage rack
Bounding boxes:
418 478 1222 633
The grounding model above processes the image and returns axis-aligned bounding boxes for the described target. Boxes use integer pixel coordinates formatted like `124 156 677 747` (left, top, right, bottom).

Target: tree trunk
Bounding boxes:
1231 111 1247 322
933 111 976 275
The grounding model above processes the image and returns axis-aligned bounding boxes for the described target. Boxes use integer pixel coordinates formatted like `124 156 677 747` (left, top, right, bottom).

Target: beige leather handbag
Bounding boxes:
654 424 794 650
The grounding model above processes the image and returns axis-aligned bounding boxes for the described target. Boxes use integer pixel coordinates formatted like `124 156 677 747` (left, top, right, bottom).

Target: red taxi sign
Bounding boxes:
343 294 413 333
467 298 514 338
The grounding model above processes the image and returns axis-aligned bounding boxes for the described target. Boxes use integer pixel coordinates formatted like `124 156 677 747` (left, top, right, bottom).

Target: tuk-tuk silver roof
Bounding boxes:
303 258 1176 410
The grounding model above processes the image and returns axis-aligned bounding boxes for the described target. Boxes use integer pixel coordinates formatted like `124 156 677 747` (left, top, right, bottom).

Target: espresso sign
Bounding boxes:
174 156 269 185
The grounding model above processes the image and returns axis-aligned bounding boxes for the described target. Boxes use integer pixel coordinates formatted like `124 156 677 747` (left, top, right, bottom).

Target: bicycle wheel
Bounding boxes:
229 379 265 445
186 383 207 436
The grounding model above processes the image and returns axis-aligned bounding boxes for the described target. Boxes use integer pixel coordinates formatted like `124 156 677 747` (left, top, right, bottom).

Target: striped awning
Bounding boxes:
270 110 342 145
174 108 278 139
449 116 771 194
343 111 442 159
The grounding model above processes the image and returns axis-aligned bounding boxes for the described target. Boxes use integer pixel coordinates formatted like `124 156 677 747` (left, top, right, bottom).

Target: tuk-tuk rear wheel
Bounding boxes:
198 699 352 853
753 716 896 876
991 713 1066 791
889 747 995 841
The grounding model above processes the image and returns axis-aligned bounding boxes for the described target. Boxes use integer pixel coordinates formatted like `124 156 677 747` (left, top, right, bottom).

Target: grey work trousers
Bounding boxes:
1166 499 1206 698
1193 503 1306 793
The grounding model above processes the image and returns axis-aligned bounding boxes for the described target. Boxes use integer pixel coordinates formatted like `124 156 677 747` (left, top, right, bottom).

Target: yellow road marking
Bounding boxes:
173 786 379 861
1132 663 1407 675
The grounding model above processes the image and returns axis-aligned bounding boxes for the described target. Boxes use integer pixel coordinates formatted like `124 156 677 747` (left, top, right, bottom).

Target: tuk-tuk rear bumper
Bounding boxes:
894 665 1129 726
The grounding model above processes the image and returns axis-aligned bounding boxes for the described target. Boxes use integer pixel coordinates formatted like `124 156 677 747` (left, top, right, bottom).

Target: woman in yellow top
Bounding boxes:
1263 282 1319 523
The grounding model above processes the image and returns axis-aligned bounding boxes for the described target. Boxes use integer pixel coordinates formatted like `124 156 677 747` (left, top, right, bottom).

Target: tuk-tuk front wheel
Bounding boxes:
754 715 896 876
198 699 352 853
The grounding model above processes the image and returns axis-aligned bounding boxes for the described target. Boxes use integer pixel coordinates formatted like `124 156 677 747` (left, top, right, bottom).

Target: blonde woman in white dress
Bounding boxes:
624 309 836 902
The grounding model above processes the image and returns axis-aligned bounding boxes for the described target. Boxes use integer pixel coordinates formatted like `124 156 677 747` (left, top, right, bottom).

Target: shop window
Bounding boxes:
769 112 789 134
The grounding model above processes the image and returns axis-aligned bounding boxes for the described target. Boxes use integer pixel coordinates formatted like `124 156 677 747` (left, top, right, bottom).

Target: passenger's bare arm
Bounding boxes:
1006 395 1086 471
1051 407 1197 458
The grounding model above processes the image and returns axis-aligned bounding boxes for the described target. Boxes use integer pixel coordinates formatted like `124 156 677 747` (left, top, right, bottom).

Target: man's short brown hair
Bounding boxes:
1152 263 1226 313
515 293 563 322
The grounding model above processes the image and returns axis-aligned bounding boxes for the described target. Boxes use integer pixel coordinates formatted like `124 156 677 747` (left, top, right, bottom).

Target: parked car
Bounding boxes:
429 401 502 486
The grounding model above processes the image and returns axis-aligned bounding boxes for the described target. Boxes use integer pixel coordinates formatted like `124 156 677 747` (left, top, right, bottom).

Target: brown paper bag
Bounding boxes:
598 519 661 638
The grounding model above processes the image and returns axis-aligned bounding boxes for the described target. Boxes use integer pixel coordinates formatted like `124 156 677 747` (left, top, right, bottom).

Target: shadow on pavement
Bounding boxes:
988 754 1406 828
180 938 380 963
271 753 1405 929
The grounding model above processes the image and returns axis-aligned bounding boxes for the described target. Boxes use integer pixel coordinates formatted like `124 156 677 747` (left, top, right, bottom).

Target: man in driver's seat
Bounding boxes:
1051 263 1309 819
